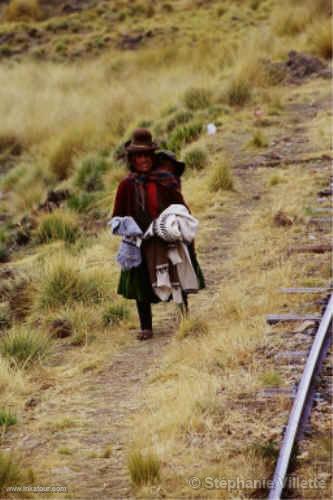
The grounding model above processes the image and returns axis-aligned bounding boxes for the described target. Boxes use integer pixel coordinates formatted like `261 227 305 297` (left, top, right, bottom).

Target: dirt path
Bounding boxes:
0 167 260 499
2 83 330 499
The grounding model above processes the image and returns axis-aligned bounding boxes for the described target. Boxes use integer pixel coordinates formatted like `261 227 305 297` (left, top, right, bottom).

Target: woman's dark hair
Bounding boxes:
127 152 157 172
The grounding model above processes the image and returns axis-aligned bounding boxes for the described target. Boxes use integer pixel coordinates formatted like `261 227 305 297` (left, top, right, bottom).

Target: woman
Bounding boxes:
111 128 205 340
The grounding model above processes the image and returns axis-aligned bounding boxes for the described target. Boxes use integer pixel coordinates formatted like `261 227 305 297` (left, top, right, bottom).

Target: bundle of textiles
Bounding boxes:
108 204 200 303
108 216 143 270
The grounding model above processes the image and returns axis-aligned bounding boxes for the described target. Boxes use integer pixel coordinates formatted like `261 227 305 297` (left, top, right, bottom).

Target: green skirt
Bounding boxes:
117 244 206 302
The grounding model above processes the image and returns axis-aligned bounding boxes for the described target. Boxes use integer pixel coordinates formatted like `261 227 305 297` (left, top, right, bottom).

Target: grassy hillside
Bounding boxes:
0 0 331 497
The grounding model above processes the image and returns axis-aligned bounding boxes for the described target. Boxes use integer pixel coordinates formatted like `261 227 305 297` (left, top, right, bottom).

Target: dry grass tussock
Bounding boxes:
128 165 327 495
4 0 44 22
0 356 26 406
35 250 114 310
308 18 332 59
0 324 50 369
36 209 79 244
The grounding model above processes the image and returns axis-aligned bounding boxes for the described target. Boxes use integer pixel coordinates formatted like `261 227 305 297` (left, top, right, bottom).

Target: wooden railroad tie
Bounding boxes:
280 287 333 294
266 314 321 325
311 208 333 213
288 244 332 255
309 217 332 223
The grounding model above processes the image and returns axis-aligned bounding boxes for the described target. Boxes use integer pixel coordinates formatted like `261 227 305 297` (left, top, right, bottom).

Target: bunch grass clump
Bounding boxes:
67 192 96 213
269 174 284 186
183 146 208 170
0 165 27 193
48 132 83 181
37 255 112 309
167 121 203 153
226 76 252 106
75 155 109 192
177 317 209 339
249 130 269 148
103 304 130 326
36 211 79 244
0 409 17 427
0 357 24 395
0 452 25 490
309 19 332 59
260 370 283 387
127 450 160 486
166 109 193 132
1 162 50 214
209 162 234 192
5 0 44 22
183 87 212 111
0 326 50 369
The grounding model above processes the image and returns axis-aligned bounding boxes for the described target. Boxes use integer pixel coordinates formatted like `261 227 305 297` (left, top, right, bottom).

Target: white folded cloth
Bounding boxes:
143 204 198 243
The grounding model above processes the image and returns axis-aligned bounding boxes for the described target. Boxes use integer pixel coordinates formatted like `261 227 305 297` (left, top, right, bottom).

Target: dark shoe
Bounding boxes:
137 329 153 340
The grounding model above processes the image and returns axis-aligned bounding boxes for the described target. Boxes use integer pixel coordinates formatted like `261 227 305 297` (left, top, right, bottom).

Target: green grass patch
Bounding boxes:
0 409 17 427
166 109 194 132
250 439 279 463
103 304 130 326
67 192 97 213
75 155 109 192
167 121 203 154
260 370 282 387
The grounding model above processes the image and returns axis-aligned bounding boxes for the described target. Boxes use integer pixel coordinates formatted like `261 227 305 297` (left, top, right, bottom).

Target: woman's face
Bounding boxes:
132 152 153 173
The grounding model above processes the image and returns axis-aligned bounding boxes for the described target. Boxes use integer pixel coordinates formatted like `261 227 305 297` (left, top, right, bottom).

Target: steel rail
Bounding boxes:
268 294 333 500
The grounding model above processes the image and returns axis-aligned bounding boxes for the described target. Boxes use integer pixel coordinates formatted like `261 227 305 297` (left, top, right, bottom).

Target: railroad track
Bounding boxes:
268 291 332 499
266 184 332 499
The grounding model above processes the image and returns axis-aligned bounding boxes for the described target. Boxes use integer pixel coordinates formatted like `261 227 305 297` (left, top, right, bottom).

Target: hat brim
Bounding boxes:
155 151 186 176
126 143 158 153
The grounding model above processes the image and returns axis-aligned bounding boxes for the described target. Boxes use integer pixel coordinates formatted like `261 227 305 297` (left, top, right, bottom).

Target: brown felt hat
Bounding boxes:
125 128 158 153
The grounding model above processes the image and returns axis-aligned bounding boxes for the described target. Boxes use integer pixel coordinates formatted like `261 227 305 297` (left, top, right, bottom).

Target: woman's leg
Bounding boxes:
182 291 189 314
177 291 189 319
135 300 153 335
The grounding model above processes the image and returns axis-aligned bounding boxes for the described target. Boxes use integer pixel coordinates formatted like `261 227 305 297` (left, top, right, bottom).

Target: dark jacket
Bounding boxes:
111 176 188 232
111 175 205 301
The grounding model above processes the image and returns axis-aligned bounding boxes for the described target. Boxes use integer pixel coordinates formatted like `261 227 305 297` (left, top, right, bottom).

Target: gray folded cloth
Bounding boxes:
107 216 143 270
108 216 143 238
